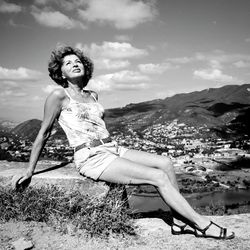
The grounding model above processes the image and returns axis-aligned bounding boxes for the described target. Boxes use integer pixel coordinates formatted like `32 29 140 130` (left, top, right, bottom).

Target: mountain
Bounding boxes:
11 119 42 141
0 120 19 141
0 120 18 131
11 119 66 142
105 84 250 138
9 84 250 141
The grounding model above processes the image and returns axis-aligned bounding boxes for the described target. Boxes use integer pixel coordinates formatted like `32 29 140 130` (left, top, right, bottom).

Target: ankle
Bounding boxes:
193 217 210 230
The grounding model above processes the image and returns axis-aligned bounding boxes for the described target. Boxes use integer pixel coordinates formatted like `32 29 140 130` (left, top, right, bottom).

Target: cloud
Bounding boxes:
79 41 148 59
1 80 18 87
109 70 150 82
31 0 157 29
245 37 250 43
194 51 250 67
165 51 250 70
208 59 223 69
0 80 27 98
32 95 44 101
233 60 250 68
89 70 150 91
114 35 132 42
78 0 157 29
193 68 241 84
34 0 85 11
77 41 147 70
167 57 193 64
0 90 26 97
166 51 250 77
94 59 130 70
138 62 178 74
31 7 85 29
34 0 51 5
0 0 22 13
0 66 42 80
42 84 61 93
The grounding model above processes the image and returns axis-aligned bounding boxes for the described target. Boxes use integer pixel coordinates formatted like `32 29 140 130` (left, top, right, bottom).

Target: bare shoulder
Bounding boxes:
50 87 66 99
47 87 67 102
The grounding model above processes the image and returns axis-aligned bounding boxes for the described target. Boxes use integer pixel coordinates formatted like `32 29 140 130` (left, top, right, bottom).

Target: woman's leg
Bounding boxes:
98 156 233 237
122 149 179 189
122 149 186 227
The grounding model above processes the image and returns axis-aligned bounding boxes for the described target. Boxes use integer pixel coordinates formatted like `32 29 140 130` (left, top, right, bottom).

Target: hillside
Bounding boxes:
105 84 250 138
5 84 250 142
11 119 66 142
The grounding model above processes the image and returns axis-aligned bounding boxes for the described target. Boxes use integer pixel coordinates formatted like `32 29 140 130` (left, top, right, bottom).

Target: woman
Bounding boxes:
13 45 234 239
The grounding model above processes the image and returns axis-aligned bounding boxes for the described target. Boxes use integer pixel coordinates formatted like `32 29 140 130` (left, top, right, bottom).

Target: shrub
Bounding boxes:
0 185 136 238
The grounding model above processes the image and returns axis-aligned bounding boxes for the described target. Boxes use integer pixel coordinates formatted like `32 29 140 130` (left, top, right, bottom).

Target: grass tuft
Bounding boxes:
0 185 136 238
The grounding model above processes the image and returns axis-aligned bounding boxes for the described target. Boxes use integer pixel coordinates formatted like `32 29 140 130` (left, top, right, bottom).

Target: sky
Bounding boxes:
0 0 250 122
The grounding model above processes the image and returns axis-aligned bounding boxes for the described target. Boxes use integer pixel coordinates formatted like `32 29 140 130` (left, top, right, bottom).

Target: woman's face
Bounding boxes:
61 54 85 81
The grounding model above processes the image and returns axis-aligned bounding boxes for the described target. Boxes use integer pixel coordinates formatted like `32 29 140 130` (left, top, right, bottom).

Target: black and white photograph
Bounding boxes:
0 0 250 249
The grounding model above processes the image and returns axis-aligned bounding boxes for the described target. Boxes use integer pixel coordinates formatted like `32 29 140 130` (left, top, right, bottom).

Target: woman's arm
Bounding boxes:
12 89 65 188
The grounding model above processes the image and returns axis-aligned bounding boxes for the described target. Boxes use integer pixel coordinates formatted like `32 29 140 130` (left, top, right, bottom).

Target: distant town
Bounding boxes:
1 119 249 179
2 118 250 213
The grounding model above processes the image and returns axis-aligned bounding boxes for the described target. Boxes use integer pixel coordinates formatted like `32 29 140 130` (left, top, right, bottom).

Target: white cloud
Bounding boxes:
31 8 85 29
208 59 223 69
0 0 22 13
42 84 61 93
78 0 157 29
138 62 178 74
165 51 250 70
34 0 51 5
0 66 42 80
193 68 240 83
32 95 43 101
1 80 19 90
167 57 193 64
94 59 130 70
79 41 148 59
89 70 150 92
110 70 150 82
31 0 157 30
77 41 147 70
0 81 27 97
34 0 85 11
1 80 18 87
114 35 132 42
233 60 250 68
195 51 250 67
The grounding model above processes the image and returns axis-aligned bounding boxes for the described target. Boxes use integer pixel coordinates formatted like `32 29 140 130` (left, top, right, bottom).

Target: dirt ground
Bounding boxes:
1 214 250 250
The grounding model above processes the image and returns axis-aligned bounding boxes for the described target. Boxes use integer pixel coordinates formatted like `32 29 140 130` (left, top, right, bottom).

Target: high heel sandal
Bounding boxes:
194 221 235 240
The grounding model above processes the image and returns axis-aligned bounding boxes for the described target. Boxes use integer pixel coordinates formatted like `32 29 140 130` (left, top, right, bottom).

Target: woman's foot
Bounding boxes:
171 219 195 235
195 220 235 240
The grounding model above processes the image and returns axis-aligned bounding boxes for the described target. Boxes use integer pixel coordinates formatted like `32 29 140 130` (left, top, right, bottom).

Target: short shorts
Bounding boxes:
74 141 128 180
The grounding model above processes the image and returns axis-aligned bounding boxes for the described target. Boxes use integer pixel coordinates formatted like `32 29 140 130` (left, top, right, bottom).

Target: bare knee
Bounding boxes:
151 169 171 188
158 156 174 172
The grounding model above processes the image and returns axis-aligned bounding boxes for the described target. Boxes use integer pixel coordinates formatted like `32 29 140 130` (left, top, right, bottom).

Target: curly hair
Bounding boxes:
48 45 94 87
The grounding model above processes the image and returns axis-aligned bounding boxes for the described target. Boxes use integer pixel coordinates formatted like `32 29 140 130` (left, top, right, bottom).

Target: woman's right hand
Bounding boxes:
11 170 32 191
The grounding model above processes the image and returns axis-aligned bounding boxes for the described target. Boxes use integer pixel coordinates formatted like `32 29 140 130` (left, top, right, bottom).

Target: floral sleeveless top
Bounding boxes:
58 89 110 147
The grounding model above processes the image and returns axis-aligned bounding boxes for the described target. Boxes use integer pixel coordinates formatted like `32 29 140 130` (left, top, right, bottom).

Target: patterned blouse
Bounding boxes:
58 89 110 147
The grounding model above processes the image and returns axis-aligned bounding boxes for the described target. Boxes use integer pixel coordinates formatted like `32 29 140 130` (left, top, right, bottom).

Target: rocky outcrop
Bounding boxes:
0 160 109 197
0 160 249 249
